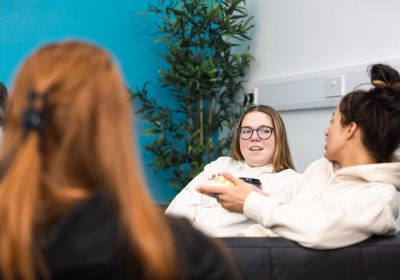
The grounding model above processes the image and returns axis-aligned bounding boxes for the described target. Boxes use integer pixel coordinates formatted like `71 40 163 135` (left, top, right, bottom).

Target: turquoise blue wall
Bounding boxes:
0 0 177 203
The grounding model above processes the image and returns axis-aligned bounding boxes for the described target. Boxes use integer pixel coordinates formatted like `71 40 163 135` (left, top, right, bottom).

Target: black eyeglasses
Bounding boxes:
237 125 275 140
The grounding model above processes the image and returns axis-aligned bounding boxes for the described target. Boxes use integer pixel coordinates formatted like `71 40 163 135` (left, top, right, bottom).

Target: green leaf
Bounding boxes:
142 128 162 136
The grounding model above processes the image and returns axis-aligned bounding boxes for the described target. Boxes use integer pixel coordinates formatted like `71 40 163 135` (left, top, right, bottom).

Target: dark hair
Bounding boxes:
0 82 8 122
231 105 296 172
339 64 400 163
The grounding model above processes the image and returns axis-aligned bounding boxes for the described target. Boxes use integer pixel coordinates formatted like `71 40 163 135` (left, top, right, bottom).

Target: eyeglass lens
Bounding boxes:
238 126 273 140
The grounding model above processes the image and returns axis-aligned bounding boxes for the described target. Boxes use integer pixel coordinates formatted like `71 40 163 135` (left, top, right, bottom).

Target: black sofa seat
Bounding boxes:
220 233 400 280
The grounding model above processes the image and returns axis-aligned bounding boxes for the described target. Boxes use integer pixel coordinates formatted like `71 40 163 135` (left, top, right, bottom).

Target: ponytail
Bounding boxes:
0 132 44 280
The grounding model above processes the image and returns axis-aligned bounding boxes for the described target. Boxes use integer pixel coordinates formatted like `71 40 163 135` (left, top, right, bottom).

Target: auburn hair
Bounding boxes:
231 105 296 172
0 41 182 280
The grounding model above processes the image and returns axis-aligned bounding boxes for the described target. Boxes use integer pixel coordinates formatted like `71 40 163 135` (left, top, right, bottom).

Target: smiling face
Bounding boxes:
324 106 347 162
239 112 276 167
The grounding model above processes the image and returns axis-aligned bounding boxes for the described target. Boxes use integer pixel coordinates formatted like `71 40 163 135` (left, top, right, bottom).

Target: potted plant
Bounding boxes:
130 0 254 194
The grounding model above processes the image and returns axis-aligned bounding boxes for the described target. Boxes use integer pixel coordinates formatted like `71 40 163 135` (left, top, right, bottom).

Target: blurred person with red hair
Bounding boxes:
0 41 242 280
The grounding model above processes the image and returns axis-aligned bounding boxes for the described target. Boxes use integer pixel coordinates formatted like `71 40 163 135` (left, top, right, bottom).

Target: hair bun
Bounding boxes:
388 82 400 93
369 64 400 94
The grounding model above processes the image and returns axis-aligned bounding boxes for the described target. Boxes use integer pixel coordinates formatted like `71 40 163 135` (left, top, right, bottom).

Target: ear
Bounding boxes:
345 122 358 139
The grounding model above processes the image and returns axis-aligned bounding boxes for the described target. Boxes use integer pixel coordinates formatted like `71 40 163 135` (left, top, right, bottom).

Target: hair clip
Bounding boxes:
22 90 48 132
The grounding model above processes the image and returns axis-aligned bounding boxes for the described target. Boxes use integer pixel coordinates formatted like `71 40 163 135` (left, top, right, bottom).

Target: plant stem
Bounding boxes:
200 92 204 147
208 97 213 162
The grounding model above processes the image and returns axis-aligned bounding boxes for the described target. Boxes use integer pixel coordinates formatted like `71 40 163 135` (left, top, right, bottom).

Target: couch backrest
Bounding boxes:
221 233 400 280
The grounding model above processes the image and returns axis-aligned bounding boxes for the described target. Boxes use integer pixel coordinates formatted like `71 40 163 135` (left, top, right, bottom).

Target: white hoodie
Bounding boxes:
165 157 300 237
240 157 400 249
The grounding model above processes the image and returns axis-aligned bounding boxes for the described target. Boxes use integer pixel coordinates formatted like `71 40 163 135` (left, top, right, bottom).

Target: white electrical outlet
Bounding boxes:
325 76 344 98
247 88 258 104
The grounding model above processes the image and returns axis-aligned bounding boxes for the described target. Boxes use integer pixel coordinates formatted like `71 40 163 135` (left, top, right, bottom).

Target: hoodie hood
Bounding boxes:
240 161 274 173
332 155 400 191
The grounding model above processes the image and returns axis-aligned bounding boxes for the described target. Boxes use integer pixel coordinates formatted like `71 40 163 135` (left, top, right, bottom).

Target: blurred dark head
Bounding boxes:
0 82 8 117
0 82 8 123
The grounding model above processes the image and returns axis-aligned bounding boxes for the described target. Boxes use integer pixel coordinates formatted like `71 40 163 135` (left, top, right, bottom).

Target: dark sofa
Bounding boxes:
220 233 400 280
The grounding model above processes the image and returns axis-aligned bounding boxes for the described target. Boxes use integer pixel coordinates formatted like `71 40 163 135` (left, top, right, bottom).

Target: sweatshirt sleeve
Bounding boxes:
260 169 301 196
243 184 398 249
165 170 207 221
165 160 218 221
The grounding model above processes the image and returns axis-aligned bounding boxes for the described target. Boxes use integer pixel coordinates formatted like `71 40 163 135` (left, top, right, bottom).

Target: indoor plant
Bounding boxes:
131 0 254 193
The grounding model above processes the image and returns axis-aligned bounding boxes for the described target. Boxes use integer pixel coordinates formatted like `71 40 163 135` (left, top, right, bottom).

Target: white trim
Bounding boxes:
244 59 400 110
269 98 341 112
245 58 400 88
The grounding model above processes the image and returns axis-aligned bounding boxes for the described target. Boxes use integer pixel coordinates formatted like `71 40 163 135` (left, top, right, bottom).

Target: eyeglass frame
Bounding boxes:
236 125 275 140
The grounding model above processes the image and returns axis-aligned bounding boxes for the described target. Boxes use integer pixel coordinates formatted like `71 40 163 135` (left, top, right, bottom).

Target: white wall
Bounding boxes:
245 0 400 82
240 0 400 227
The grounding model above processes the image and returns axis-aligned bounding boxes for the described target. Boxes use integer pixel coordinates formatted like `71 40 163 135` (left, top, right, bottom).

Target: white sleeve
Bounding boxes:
243 185 398 249
165 161 217 222
271 160 321 203
261 169 301 196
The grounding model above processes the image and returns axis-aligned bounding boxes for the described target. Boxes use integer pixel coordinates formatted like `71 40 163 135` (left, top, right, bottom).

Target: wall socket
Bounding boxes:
243 88 258 106
325 76 344 97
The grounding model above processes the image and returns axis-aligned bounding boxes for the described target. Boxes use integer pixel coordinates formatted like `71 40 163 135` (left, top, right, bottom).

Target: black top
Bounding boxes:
40 191 242 280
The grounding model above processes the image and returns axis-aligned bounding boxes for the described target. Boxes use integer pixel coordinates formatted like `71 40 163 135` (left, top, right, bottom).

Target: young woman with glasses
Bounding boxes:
166 105 299 237
198 64 400 249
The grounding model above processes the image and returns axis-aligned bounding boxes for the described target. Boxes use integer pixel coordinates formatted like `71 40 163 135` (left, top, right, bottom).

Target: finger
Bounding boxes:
196 185 220 197
253 186 270 196
221 171 243 186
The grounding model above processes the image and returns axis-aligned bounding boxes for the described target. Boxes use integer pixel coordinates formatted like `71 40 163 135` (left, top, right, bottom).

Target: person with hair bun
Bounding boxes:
198 64 400 249
0 41 242 280
166 105 299 237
